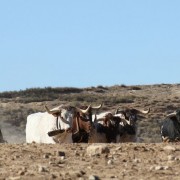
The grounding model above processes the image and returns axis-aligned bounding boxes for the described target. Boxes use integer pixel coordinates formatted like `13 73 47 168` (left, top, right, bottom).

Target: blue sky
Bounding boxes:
0 1 180 92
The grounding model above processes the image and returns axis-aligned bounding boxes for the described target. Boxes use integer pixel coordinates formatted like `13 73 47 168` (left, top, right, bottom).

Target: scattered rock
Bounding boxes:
155 166 164 170
167 155 175 161
89 175 100 180
38 165 48 172
107 159 113 165
86 144 110 156
56 151 65 157
163 146 176 152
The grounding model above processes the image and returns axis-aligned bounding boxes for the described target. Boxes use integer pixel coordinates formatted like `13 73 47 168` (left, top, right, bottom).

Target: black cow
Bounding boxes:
161 109 180 142
115 107 150 142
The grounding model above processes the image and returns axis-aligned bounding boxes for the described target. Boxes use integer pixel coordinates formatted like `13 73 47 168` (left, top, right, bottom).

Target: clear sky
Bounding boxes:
0 1 180 92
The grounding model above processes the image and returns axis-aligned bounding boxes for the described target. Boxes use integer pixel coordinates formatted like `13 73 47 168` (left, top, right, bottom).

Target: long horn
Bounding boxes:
115 114 130 125
95 113 113 122
166 111 176 117
45 105 61 114
91 104 102 110
136 108 150 114
120 116 131 125
115 106 122 114
76 104 91 114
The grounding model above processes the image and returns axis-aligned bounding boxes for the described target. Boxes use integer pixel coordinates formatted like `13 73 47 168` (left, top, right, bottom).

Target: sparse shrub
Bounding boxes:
130 86 142 90
97 85 104 89
120 84 126 87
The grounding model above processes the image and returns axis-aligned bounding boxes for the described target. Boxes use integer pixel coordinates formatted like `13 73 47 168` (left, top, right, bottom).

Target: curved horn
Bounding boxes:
166 111 176 117
136 108 150 114
91 104 103 110
76 104 91 114
115 106 121 114
115 113 130 125
120 116 131 125
45 105 61 114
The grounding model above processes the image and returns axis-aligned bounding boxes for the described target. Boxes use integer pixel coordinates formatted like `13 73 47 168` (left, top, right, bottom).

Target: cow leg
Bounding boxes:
162 136 170 143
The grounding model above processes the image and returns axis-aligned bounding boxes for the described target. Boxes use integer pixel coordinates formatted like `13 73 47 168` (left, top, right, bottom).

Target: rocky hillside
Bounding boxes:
0 84 180 143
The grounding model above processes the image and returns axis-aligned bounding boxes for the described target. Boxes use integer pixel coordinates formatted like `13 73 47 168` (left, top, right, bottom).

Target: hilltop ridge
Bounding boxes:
0 83 180 143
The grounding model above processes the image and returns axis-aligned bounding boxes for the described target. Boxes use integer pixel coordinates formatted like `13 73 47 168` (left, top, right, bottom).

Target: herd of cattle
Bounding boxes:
0 104 180 144
24 104 180 144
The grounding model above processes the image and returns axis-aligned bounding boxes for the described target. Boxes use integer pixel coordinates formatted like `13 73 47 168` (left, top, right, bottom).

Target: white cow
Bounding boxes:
26 105 91 144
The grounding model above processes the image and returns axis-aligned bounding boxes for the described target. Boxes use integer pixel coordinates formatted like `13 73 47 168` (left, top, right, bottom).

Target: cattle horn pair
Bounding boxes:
75 104 91 114
115 107 150 114
45 104 95 115
76 104 102 114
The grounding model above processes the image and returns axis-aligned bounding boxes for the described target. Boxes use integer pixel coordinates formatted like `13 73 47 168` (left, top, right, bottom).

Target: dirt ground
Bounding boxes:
0 143 180 180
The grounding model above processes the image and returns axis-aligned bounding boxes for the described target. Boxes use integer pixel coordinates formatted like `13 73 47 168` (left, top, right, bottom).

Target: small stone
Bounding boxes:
134 158 141 163
18 171 25 175
7 176 21 180
86 145 110 156
107 159 113 165
28 155 33 159
163 146 176 152
60 156 65 160
89 175 100 180
168 155 175 161
149 166 154 170
50 174 57 178
43 154 49 159
38 165 48 172
57 151 65 157
155 166 164 170
164 166 170 170
175 156 180 161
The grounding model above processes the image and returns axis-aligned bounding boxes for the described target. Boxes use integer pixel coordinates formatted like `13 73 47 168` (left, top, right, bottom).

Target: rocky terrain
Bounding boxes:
0 143 180 180
0 84 180 179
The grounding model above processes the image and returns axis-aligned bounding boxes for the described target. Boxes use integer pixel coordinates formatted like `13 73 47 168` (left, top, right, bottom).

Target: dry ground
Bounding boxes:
0 84 180 179
0 143 180 180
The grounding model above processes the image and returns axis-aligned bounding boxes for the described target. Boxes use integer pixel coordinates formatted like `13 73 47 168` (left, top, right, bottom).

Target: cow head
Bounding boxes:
77 104 102 122
45 105 92 133
71 104 102 143
45 104 102 143
115 107 150 135
93 113 121 143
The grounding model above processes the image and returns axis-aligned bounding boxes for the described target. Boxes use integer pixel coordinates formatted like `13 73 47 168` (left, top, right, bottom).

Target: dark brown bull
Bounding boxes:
161 109 180 142
46 104 102 143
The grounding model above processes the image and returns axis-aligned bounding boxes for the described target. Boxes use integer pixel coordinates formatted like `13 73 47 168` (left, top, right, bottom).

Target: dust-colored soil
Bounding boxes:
0 84 180 179
0 143 180 180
